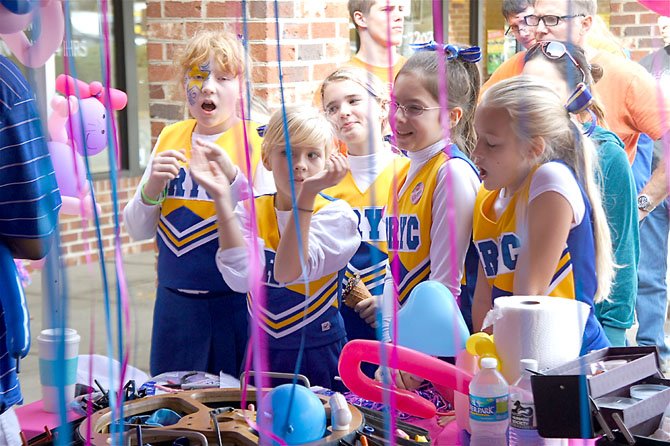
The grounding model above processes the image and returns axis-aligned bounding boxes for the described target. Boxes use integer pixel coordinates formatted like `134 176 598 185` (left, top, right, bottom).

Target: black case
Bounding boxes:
530 347 670 440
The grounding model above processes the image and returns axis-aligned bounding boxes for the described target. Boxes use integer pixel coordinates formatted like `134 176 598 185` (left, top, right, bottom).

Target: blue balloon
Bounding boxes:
395 280 469 357
264 384 326 444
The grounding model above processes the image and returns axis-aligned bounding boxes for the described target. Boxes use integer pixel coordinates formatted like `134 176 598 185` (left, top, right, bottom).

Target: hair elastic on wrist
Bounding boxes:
296 207 314 213
141 183 167 206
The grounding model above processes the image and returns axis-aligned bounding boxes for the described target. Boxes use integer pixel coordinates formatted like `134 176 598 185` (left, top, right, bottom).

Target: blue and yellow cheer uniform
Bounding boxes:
151 119 262 376
472 163 609 354
324 157 407 342
387 146 478 320
252 193 347 389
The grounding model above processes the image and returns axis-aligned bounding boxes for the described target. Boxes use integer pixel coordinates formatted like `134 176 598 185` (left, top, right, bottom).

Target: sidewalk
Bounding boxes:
19 251 156 404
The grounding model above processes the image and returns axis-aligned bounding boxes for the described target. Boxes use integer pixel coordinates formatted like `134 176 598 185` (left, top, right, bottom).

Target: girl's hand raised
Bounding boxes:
301 152 349 196
143 149 188 204
194 138 237 183
189 144 231 200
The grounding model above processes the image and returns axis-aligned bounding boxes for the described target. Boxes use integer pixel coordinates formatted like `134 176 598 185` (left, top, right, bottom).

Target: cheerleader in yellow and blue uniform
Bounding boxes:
195 105 360 390
381 44 482 348
123 31 274 377
471 76 612 354
320 67 408 349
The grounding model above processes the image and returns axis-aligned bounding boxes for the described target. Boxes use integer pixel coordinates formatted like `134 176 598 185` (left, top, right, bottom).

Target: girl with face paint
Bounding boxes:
123 30 274 377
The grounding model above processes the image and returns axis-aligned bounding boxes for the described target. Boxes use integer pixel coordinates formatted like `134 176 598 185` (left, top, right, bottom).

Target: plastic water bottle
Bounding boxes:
509 359 566 446
469 357 509 446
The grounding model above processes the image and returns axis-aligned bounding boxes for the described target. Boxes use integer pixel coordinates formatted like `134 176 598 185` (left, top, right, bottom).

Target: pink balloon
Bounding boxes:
60 195 100 218
638 0 670 16
59 196 83 216
29 257 46 270
48 96 78 144
0 0 65 68
48 141 87 197
338 339 473 419
67 98 110 157
53 75 128 157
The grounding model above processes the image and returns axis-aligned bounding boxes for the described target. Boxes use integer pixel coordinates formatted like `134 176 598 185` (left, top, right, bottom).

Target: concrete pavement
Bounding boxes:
19 251 156 404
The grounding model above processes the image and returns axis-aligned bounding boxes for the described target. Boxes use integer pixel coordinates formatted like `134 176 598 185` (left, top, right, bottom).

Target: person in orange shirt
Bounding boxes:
347 0 407 85
315 0 408 109
481 0 670 165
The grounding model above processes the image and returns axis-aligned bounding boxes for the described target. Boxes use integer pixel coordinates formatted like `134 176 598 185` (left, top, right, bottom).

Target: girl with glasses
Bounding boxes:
523 41 638 347
380 45 481 357
471 76 614 354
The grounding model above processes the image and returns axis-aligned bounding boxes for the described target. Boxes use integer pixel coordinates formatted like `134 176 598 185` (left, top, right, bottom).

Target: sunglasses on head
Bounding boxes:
527 41 587 84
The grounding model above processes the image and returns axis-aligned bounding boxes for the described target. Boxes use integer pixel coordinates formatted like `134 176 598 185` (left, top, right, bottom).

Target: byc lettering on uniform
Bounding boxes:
351 206 384 241
167 167 212 201
386 215 421 252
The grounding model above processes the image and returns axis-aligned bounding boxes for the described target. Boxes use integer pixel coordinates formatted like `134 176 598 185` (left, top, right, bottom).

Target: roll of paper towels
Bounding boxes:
482 296 590 383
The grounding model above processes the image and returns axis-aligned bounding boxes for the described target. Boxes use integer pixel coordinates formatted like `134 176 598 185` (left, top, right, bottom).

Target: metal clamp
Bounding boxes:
590 396 616 442
611 412 636 445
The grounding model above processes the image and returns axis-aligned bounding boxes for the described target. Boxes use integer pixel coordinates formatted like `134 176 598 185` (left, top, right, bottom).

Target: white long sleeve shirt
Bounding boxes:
381 140 479 341
216 198 361 292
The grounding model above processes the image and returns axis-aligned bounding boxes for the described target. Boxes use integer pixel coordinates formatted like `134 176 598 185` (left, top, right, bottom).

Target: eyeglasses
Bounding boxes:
393 102 440 117
524 14 585 27
526 41 587 84
505 22 533 36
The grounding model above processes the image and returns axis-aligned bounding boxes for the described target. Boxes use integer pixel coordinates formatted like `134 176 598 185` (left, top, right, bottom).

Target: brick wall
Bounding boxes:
57 176 150 267
448 0 472 44
146 0 350 142
609 0 666 61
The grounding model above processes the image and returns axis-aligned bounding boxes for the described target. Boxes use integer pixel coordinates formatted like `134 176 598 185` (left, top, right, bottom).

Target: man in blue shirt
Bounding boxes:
0 54 61 442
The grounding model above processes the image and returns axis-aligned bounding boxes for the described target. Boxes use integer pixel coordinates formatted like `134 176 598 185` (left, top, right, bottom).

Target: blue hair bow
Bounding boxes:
410 41 482 63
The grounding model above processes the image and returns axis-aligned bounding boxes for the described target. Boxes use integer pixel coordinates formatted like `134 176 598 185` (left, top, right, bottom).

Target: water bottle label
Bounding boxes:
469 394 509 422
510 399 536 429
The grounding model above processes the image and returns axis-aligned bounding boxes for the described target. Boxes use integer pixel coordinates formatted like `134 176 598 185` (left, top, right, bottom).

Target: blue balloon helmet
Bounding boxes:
395 280 469 357
266 384 326 445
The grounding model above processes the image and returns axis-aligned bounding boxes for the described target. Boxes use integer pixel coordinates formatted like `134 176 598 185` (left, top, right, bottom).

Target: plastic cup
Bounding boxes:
37 328 80 412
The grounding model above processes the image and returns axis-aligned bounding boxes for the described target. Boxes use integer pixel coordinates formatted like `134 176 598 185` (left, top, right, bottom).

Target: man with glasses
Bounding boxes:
482 0 669 161
503 0 537 50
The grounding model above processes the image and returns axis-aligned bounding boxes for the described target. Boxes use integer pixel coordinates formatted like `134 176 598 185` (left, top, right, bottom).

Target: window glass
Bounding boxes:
400 0 435 55
134 1 151 169
55 0 116 174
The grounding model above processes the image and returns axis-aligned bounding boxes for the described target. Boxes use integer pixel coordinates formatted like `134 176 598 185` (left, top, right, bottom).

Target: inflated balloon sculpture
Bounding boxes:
0 0 64 68
466 332 501 369
339 339 473 419
263 384 327 445
395 281 470 357
637 0 670 17
48 74 128 217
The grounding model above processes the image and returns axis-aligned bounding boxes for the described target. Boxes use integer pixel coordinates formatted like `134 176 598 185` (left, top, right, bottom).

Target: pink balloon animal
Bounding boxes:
47 75 127 217
338 339 473 419
637 0 670 17
0 0 64 68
